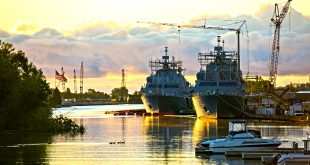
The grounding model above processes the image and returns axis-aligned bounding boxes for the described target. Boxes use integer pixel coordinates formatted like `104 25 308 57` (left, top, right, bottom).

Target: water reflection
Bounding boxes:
193 118 310 149
192 118 231 145
0 133 52 164
247 121 309 148
142 116 196 164
0 113 309 164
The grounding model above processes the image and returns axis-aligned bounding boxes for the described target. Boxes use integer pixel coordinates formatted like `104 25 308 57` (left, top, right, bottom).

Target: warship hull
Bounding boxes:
141 95 193 115
192 95 245 119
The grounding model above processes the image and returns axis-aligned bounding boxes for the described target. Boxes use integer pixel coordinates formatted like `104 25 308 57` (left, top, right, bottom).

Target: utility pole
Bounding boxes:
80 62 84 94
121 69 126 88
121 69 126 102
61 67 66 92
74 69 77 94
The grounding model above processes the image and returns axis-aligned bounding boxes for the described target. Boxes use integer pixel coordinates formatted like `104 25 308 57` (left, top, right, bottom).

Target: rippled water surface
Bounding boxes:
0 104 309 165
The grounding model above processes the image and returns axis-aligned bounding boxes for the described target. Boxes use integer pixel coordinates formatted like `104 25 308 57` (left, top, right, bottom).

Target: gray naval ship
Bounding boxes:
140 47 193 115
192 36 246 118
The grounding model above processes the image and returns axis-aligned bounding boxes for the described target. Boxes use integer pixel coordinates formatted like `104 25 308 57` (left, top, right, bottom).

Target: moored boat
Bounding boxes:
197 120 281 153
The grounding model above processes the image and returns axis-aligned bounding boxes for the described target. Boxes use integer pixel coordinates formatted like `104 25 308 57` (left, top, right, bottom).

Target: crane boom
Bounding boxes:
137 20 245 32
269 0 292 87
137 20 246 76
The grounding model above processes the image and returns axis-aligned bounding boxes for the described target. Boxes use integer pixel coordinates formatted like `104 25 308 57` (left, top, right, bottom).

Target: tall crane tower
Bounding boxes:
120 69 126 102
80 61 84 94
121 69 126 88
269 0 292 88
74 69 77 94
61 67 67 92
138 20 247 74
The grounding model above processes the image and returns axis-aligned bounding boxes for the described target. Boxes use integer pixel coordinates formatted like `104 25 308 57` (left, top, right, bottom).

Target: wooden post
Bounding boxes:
303 139 310 155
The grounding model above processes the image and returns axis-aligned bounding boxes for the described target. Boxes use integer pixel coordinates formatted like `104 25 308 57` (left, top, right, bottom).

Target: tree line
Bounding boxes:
62 88 110 100
50 86 142 107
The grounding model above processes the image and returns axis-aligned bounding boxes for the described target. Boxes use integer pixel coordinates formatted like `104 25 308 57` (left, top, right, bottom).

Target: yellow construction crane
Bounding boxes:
269 0 292 88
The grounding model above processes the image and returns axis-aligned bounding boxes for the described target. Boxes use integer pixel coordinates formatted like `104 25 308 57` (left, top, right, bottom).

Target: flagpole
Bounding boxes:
55 69 56 89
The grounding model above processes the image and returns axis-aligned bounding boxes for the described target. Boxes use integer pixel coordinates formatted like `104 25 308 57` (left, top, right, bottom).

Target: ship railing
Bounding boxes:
193 90 240 96
163 93 179 96
146 92 180 97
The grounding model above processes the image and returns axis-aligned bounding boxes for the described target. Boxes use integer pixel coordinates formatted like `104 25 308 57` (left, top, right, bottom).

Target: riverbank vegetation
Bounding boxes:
61 88 110 101
59 86 142 105
0 40 84 134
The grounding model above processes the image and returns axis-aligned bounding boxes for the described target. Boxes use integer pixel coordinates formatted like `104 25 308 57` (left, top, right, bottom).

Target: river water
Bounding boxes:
0 104 309 164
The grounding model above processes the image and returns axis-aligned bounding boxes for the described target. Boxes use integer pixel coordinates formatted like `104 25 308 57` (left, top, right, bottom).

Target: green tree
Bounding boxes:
49 88 62 107
128 91 142 104
87 88 96 93
62 87 73 99
111 87 128 102
245 78 270 94
0 40 51 130
0 42 21 129
133 91 142 95
81 88 110 99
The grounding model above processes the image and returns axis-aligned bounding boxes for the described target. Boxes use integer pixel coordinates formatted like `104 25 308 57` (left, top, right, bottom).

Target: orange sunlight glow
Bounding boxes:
47 72 148 94
1 0 310 33
47 73 310 94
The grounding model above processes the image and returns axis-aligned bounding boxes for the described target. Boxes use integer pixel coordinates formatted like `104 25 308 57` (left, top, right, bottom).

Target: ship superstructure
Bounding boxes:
192 36 246 118
141 47 193 115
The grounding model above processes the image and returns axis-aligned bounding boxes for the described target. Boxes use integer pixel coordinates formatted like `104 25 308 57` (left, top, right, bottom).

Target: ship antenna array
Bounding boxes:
164 46 168 63
148 47 184 74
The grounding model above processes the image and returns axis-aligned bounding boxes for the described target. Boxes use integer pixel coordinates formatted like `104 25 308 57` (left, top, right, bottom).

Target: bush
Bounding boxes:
48 115 85 134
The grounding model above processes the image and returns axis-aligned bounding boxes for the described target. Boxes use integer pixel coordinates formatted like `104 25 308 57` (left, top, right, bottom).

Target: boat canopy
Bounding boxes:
229 120 246 133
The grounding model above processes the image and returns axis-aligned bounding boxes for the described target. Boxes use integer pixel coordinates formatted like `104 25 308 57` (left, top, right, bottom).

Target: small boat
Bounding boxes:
261 153 310 165
198 120 281 153
277 154 310 165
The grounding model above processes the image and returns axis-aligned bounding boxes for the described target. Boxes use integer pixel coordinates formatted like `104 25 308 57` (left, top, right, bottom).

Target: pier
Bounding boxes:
248 115 310 124
196 147 310 164
196 141 310 164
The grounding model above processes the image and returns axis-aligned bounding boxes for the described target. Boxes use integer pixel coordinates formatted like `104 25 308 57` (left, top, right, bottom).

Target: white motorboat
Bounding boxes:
199 120 281 153
277 153 310 164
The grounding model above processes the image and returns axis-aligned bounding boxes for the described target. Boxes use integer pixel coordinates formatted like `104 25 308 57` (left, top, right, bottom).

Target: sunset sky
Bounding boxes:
1 0 309 93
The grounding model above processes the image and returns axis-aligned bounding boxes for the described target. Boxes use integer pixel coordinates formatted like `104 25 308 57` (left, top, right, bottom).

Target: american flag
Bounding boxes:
55 70 62 80
55 70 67 82
62 76 67 83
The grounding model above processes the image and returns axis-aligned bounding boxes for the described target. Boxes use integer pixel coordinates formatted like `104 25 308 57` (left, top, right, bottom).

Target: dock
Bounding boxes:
195 147 310 164
196 147 304 156
224 148 305 157
246 115 310 124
